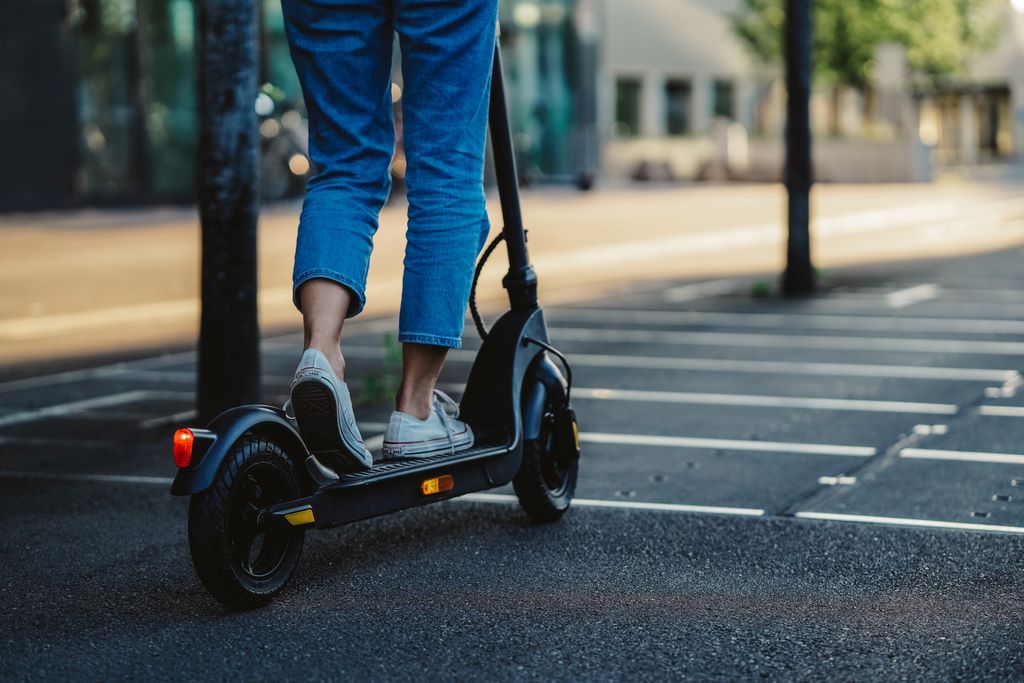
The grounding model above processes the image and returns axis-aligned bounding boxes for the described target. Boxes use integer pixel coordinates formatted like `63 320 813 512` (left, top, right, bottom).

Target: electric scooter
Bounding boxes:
170 42 581 610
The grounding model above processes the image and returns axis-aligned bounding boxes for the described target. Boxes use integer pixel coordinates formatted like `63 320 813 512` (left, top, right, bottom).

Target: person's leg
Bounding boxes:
281 0 395 346
397 343 447 419
281 0 395 469
299 279 352 379
393 0 498 415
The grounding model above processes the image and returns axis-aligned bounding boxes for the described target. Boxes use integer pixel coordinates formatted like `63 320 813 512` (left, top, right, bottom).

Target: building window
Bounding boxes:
615 77 641 137
712 79 735 120
664 79 692 136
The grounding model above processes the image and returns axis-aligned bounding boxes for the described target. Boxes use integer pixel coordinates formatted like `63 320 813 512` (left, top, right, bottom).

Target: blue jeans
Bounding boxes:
282 0 498 349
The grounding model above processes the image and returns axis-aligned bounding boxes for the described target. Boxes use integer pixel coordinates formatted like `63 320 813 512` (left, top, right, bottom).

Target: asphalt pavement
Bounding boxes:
4 245 1024 681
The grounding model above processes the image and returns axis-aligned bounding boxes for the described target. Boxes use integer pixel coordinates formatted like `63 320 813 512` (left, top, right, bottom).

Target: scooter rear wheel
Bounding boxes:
513 391 579 522
188 435 305 609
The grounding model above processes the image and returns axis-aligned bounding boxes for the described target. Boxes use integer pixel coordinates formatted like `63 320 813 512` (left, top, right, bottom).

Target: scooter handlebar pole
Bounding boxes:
489 40 538 310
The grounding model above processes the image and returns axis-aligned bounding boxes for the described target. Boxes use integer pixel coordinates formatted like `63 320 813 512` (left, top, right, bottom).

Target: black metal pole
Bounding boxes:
489 40 538 310
196 0 261 421
781 0 815 296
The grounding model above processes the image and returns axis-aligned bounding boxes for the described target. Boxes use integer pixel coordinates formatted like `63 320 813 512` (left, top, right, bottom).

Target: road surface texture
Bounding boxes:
4 235 1024 679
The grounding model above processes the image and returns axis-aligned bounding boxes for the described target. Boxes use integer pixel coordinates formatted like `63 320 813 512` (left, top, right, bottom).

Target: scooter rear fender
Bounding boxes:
170 405 311 496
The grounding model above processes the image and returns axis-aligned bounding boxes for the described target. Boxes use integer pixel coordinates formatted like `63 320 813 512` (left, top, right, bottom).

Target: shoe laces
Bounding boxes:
431 389 460 456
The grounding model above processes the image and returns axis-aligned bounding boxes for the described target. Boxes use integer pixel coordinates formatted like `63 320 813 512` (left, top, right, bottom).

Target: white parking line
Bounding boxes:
662 279 740 303
900 448 1024 465
0 318 397 395
341 345 1016 382
0 470 175 485
573 387 958 415
550 327 1024 356
139 409 198 429
549 308 1024 335
460 492 765 516
0 390 192 428
547 351 1015 382
794 511 1024 534
820 299 1024 318
583 432 876 457
12 471 1022 534
977 405 1024 417
886 284 941 309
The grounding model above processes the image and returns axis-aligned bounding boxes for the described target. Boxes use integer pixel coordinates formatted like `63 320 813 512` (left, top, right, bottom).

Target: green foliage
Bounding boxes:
731 0 1000 88
360 333 402 406
750 280 775 298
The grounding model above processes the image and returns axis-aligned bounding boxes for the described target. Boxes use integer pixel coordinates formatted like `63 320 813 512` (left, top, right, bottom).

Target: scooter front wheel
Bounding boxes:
513 392 579 522
187 435 305 609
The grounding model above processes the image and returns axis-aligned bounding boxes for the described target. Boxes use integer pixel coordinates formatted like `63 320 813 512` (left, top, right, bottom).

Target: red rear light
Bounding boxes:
173 428 195 468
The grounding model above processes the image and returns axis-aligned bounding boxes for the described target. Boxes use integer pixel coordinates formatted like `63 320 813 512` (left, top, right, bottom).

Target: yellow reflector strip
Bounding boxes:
571 421 581 450
421 474 454 496
284 507 315 526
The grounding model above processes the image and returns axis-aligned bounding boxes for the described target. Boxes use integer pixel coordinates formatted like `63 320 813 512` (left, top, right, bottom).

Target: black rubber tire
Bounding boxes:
187 435 305 610
513 395 579 522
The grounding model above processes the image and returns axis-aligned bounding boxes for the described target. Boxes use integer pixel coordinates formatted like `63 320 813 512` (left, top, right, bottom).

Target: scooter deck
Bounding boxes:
319 433 511 490
269 432 519 529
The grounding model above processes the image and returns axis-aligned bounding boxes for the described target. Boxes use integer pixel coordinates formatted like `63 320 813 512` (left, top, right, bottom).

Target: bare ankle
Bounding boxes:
396 384 433 420
306 343 346 380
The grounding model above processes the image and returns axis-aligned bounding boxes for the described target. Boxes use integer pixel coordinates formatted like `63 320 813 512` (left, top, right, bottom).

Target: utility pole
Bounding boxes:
196 0 261 421
781 0 815 296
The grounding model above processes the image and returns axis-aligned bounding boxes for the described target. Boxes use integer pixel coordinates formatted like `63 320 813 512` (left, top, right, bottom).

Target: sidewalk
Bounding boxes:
2 180 1023 373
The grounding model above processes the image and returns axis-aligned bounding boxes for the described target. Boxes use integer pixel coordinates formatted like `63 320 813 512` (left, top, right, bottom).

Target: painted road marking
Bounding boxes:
0 320 397 394
900 448 1024 466
336 345 1017 382
794 511 1024 535
550 327 1024 356
582 432 876 457
662 279 740 303
573 387 958 415
818 298 1024 318
549 308 1024 335
139 409 198 429
0 390 192 429
886 284 941 309
0 470 175 485
978 406 1024 417
8 471 1023 535
461 492 765 516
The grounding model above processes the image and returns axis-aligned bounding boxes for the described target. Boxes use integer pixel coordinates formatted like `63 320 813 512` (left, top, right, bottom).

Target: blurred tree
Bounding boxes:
732 0 999 132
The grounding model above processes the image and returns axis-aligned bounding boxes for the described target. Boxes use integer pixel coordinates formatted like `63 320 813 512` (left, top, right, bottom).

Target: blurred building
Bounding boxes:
0 0 303 211
601 0 764 181
915 4 1024 173
0 0 598 211
601 0 1024 183
4 1 1023 212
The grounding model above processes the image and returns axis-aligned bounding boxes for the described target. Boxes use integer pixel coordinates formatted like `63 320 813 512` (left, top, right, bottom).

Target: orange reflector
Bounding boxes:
421 474 454 496
173 428 194 468
284 507 315 526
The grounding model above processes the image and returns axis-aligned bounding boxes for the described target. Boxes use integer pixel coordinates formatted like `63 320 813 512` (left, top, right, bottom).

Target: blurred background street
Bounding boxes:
4 0 1024 680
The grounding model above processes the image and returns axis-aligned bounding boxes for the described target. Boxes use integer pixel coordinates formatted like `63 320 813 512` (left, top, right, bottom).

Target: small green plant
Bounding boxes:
360 332 401 406
750 280 774 298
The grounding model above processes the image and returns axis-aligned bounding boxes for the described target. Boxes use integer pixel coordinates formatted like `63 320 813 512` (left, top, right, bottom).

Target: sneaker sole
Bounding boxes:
291 379 372 471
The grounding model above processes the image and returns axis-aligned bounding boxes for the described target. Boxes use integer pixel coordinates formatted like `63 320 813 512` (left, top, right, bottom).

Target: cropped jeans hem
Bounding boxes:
398 332 463 349
293 269 367 318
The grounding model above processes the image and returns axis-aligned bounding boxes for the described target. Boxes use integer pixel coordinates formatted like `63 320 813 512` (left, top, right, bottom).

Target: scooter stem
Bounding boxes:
489 40 538 311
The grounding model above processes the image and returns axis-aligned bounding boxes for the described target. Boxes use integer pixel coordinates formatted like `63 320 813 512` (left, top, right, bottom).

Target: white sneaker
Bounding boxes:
289 348 373 471
382 390 474 459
